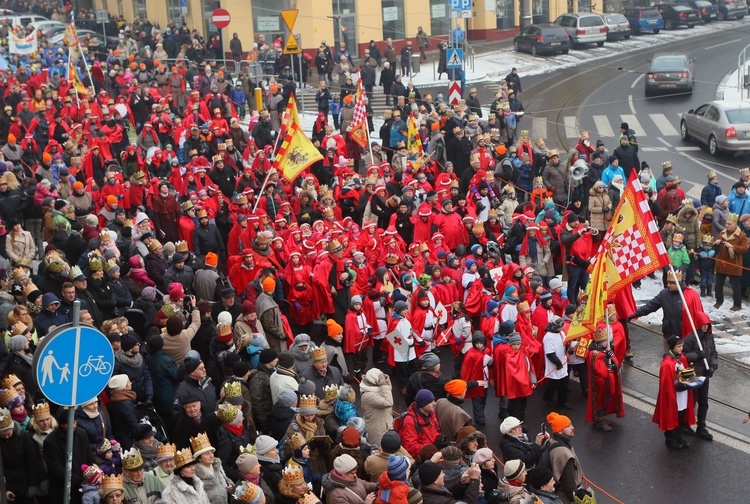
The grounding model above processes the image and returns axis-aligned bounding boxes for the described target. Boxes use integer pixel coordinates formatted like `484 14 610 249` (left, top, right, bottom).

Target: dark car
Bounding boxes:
674 0 719 21
645 53 695 96
711 0 748 19
513 23 571 55
655 4 701 28
622 6 664 34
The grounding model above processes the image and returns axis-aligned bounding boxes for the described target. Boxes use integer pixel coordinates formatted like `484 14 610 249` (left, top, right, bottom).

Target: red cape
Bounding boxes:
585 348 625 422
653 352 696 431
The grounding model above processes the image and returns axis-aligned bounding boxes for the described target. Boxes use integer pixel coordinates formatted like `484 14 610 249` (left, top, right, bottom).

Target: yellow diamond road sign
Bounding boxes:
284 34 301 54
281 9 299 31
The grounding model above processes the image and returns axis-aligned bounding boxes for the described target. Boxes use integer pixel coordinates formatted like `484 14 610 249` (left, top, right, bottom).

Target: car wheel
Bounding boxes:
597 41 605 47
708 135 719 156
718 10 726 20
653 28 661 33
625 34 631 39
689 23 695 28
680 120 690 141
514 40 520 52
531 44 538 56
561 49 570 54
665 20 673 29
645 87 652 97
738 15 744 19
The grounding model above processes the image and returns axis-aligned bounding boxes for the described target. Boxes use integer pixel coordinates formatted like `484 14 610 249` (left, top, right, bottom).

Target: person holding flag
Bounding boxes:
585 325 624 432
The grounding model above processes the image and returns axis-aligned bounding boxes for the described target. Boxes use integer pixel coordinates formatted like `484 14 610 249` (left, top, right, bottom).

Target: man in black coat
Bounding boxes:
498 416 548 469
628 272 685 339
446 127 472 179
0 415 45 504
682 316 718 441
613 135 640 181
193 210 225 259
44 409 94 504
171 393 221 449
360 59 376 101
251 112 275 150
379 63 395 106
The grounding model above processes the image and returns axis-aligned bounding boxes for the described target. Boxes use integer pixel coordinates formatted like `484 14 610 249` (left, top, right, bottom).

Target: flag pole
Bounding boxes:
69 46 79 103
667 263 709 369
78 41 97 95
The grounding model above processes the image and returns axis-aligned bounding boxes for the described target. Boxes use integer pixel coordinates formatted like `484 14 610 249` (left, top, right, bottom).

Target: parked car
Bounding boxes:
602 13 631 40
673 0 719 21
554 12 607 48
0 13 48 28
655 4 700 29
621 6 663 34
645 53 694 96
680 101 750 156
513 23 571 55
49 29 119 52
711 0 748 19
30 20 65 34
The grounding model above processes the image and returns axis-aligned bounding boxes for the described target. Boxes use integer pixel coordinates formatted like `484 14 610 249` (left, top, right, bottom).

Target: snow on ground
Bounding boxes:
408 17 750 88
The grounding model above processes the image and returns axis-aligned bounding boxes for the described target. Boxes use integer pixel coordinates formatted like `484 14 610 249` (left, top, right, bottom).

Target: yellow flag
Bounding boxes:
407 114 423 154
63 22 80 47
281 93 300 131
274 121 323 183
68 61 88 97
565 247 608 343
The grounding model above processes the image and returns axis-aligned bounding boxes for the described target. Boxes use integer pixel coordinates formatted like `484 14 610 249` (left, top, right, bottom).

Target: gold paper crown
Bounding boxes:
665 214 679 225
196 208 208 219
519 129 529 137
533 176 543 185
160 302 179 318
286 432 306 452
96 438 112 454
156 442 176 460
282 460 306 485
661 161 672 169
681 198 693 207
134 170 146 179
181 200 194 211
300 393 319 409
223 381 242 400
190 432 213 455
728 213 740 224
239 443 256 455
23 283 39 297
3 374 20 390
174 447 195 469
0 388 18 407
323 384 340 401
14 257 32 268
216 402 241 424
217 323 233 338
12 267 28 280
311 347 327 361
31 402 51 419
673 233 684 242
667 270 683 282
0 411 11 430
213 154 223 163
105 259 119 274
707 171 717 180
99 229 111 241
234 481 262 503
740 167 750 175
89 256 103 272
299 492 322 504
100 474 123 495
121 448 144 470
702 234 713 243
517 300 530 313
175 240 189 253
188 149 198 157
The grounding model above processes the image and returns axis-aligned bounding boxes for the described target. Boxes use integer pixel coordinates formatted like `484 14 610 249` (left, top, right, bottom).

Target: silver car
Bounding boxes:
554 12 607 47
680 100 750 156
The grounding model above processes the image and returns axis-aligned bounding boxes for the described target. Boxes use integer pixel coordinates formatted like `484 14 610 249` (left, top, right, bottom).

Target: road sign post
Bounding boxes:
33 301 114 504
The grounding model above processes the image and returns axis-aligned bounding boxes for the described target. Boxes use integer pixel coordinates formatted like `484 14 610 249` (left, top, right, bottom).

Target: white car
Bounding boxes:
30 20 65 34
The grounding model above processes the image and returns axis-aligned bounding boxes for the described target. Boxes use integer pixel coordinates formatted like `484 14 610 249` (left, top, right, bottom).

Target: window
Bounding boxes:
726 108 750 123
497 0 516 29
580 15 603 26
382 0 405 40
578 0 592 12
533 0 550 22
133 0 147 19
693 104 710 117
167 0 187 26
430 0 450 36
704 106 720 122
252 0 282 37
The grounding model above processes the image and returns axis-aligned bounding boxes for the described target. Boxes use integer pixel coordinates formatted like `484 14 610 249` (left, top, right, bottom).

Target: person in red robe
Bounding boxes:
461 332 491 425
531 291 554 342
585 326 625 432
606 305 627 367
343 295 373 376
283 251 315 326
653 336 697 450
515 300 543 380
410 290 440 355
229 249 260 296
493 330 535 422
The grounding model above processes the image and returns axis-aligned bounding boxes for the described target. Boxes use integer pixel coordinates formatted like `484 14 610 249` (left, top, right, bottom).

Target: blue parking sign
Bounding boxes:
33 324 114 407
450 0 472 9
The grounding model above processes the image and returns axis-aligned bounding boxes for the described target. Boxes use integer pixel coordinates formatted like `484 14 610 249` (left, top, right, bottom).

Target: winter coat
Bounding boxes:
711 203 729 238
109 391 141 449
632 288 684 337
0 423 45 500
269 367 300 404
113 351 154 403
397 403 441 459
162 309 201 365
363 448 413 482
676 205 701 250
216 423 252 481
542 162 569 207
715 227 750 276
195 459 232 504
587 187 612 232
701 182 722 208
5 230 36 262
359 370 394 446
519 241 553 278
421 478 480 504
248 365 275 433
45 427 94 504
321 470 378 504
172 376 218 419
162 473 212 504
75 407 113 452
145 348 180 417
499 434 543 467
435 397 472 442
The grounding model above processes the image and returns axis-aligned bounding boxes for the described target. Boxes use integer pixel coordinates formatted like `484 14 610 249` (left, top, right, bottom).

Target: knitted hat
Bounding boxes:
473 447 493 466
341 426 360 448
121 333 139 352
549 278 563 290
236 453 259 474
276 389 298 408
546 412 572 433
333 454 358 474
503 459 526 481
277 351 295 369
407 488 422 504
418 461 442 487
82 464 104 485
414 389 435 408
259 348 278 365
261 276 276 292
508 332 522 345
387 455 409 481
205 252 218 267
108 374 128 391
667 335 682 350
141 286 156 301
326 319 343 337
445 379 467 398
526 466 555 490
254 435 278 456
380 431 402 453
419 352 440 370
184 355 202 374
540 290 552 301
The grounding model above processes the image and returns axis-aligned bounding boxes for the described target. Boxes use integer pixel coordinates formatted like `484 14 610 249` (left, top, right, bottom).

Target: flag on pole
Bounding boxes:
273 121 324 183
8 30 37 55
349 78 368 148
565 248 608 343
592 169 670 293
407 114 423 154
68 60 88 97
62 22 80 47
281 93 301 132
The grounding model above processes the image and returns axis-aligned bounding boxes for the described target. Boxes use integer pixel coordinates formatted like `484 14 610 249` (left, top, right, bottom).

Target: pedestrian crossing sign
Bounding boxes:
447 48 463 69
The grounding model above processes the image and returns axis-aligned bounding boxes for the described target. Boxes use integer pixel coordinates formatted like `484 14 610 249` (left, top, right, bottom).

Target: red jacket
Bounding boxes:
397 403 441 459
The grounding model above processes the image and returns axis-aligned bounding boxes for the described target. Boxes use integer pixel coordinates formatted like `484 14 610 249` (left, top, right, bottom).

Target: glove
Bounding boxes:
626 315 635 322
343 374 354 385
605 349 614 359
555 363 563 370
602 207 610 213
705 368 715 378
575 489 592 500
696 350 707 360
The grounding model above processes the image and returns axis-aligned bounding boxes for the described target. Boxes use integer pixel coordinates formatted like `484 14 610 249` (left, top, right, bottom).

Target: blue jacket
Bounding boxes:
229 87 246 106
728 189 749 215
601 164 625 187
389 119 407 148
701 182 722 207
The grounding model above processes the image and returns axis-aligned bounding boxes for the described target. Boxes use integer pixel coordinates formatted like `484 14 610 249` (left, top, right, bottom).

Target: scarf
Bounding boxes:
243 473 261 485
83 408 100 419
116 349 144 368
294 413 318 440
224 423 244 437
110 389 137 403
11 407 28 423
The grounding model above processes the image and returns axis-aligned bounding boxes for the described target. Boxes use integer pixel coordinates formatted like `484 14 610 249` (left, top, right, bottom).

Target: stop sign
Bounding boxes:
211 8 231 29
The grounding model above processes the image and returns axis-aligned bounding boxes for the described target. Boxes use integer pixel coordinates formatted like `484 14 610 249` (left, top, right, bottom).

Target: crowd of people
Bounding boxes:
0 2 750 504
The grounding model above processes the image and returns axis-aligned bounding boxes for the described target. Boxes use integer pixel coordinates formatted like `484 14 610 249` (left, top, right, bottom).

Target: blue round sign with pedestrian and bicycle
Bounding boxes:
32 324 114 407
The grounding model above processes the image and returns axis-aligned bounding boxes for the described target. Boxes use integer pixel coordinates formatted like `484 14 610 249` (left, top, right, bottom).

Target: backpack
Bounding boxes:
393 409 422 435
536 441 563 471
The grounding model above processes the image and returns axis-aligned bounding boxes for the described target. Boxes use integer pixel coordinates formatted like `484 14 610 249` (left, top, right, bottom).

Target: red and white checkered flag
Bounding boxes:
349 78 368 148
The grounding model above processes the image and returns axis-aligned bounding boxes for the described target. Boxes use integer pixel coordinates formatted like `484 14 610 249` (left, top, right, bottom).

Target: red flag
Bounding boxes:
349 79 368 148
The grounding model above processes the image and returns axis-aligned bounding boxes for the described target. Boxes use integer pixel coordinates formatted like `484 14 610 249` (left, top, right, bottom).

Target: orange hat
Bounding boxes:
205 252 218 268
106 195 118 206
7 134 15 144
344 94 353 104
546 412 571 433
261 276 276 293
445 379 467 398
153 60 160 67
326 318 343 337
495 145 507 156
73 181 84 190
130 62 137 70
128 54 135 61
42 152 52 164
431 122 440 131
113 49 119 55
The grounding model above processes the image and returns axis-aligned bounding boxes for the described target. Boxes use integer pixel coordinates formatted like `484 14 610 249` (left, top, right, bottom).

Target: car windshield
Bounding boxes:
695 1 712 5
652 57 687 71
580 16 603 26
606 14 627 22
725 108 750 123
641 7 660 16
